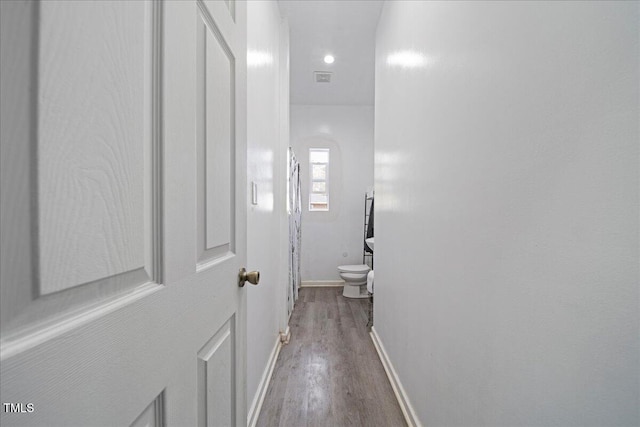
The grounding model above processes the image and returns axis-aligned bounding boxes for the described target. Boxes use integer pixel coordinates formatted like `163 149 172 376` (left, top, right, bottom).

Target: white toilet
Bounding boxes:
337 264 371 298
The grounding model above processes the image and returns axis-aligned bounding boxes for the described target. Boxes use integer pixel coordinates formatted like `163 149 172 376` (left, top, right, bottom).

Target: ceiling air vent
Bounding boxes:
314 71 332 83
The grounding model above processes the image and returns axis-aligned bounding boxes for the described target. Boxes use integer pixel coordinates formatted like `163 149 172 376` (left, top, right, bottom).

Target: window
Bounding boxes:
309 148 329 211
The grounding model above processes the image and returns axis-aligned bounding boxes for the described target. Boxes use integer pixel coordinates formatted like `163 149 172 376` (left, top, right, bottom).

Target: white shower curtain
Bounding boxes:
288 149 301 316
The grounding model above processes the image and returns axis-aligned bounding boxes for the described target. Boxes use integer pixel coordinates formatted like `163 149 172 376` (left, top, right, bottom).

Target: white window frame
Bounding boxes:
309 148 329 211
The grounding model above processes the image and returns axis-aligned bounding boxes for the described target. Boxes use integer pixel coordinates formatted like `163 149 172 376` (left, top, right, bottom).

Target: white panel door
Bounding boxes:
0 0 248 426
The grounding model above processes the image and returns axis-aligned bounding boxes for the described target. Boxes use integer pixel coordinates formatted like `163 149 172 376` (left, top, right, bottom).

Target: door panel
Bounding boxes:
38 0 147 294
197 5 236 264
197 316 235 427
0 0 247 425
1 0 162 358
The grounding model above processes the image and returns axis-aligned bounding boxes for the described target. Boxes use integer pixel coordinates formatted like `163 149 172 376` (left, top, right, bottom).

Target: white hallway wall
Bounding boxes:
246 0 289 420
374 1 639 426
290 105 374 282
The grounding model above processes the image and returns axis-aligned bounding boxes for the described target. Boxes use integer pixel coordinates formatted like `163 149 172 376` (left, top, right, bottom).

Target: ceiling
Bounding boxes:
278 0 384 106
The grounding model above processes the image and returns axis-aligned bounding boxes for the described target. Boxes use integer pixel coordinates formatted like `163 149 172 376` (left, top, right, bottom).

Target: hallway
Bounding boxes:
0 1 636 425
256 288 406 427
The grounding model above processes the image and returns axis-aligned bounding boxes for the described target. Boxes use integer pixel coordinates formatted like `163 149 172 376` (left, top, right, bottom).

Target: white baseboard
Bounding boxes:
370 326 422 427
300 280 344 287
247 335 282 427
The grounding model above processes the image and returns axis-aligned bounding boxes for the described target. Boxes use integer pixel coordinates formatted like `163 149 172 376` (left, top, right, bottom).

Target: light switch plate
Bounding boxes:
251 182 258 205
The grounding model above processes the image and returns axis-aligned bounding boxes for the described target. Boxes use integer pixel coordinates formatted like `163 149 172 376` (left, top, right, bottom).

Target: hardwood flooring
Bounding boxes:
256 287 407 427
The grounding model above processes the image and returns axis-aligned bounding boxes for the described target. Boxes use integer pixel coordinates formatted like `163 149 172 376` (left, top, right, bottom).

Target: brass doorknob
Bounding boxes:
238 268 260 287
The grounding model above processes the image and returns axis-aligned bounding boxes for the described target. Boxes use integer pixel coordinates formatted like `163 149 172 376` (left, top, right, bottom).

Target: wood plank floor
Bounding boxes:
256 287 407 427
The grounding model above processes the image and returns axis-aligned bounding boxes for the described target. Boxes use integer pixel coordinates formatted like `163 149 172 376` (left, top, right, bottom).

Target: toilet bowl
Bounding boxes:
337 264 370 298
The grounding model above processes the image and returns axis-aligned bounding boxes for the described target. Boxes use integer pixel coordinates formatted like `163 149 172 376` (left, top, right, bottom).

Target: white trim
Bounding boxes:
247 335 282 427
300 280 344 288
370 326 422 427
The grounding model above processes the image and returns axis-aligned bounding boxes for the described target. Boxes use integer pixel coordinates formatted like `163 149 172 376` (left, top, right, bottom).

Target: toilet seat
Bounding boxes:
337 264 370 274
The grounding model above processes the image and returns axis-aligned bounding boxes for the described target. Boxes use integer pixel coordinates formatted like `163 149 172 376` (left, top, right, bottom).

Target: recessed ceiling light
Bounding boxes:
323 55 335 64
